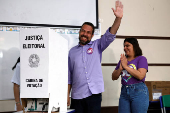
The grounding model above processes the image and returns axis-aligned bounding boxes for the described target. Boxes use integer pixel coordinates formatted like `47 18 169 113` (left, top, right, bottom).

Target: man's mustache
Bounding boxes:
80 35 88 39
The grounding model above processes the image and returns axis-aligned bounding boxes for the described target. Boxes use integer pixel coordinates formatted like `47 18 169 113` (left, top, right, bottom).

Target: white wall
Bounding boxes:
99 0 170 36
99 0 170 106
0 100 15 112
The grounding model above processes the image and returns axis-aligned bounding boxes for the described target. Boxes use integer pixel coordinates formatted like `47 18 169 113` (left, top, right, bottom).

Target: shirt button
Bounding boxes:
88 83 90 84
86 72 87 74
85 67 86 69
83 51 84 52
87 78 88 79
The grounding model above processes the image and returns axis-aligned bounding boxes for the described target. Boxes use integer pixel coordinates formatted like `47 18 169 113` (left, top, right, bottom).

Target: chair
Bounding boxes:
160 96 164 113
160 95 170 113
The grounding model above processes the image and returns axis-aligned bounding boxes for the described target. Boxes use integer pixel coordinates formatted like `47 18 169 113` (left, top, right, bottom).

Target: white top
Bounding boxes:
11 63 20 85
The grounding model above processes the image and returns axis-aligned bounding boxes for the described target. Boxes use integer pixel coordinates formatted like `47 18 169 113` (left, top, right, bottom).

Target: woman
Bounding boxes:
11 57 22 111
112 38 149 113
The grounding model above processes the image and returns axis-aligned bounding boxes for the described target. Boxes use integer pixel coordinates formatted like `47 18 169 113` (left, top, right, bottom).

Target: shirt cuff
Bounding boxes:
68 81 72 84
107 27 117 35
104 27 117 40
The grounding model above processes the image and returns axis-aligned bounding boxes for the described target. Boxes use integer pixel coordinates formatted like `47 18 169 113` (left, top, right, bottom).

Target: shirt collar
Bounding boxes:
77 41 93 48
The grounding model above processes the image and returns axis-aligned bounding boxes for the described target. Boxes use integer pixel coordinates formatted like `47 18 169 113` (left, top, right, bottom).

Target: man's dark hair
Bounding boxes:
124 38 143 57
81 22 95 35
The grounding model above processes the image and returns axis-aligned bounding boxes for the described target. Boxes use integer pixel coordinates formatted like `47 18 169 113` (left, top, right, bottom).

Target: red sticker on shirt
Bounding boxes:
87 48 93 54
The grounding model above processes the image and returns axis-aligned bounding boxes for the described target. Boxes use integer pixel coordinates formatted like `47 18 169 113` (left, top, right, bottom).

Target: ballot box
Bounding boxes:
20 28 68 113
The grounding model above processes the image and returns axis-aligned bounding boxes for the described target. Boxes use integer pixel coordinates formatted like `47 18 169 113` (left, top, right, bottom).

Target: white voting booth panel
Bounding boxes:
20 28 68 112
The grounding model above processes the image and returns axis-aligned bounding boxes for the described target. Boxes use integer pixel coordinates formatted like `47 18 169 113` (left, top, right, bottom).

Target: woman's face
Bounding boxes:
124 41 135 57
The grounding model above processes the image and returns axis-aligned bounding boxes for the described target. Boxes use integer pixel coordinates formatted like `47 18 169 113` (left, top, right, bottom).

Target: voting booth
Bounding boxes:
20 28 68 112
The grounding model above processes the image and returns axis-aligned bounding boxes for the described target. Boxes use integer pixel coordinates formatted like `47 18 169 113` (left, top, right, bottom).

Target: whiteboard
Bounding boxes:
0 0 98 28
0 31 20 100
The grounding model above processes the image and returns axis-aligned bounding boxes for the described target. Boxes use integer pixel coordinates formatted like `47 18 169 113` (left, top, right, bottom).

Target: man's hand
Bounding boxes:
112 0 123 18
109 0 123 34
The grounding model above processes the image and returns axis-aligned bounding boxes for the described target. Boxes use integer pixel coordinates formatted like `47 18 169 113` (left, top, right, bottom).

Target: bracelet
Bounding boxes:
16 102 20 104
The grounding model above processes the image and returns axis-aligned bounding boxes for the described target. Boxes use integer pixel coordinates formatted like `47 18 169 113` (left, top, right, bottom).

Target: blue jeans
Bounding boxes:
70 93 102 113
118 82 149 113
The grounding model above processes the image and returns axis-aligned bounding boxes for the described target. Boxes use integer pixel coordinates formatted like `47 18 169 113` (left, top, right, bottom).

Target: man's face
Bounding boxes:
79 24 94 45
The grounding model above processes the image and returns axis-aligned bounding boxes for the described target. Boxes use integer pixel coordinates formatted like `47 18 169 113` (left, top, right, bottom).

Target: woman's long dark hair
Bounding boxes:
12 57 20 70
124 38 142 57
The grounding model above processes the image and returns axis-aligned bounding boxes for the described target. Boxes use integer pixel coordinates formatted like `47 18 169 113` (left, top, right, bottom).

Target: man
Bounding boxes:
67 1 123 113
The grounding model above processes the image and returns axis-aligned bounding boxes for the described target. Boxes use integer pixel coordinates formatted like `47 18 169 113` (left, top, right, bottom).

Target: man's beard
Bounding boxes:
79 35 91 45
